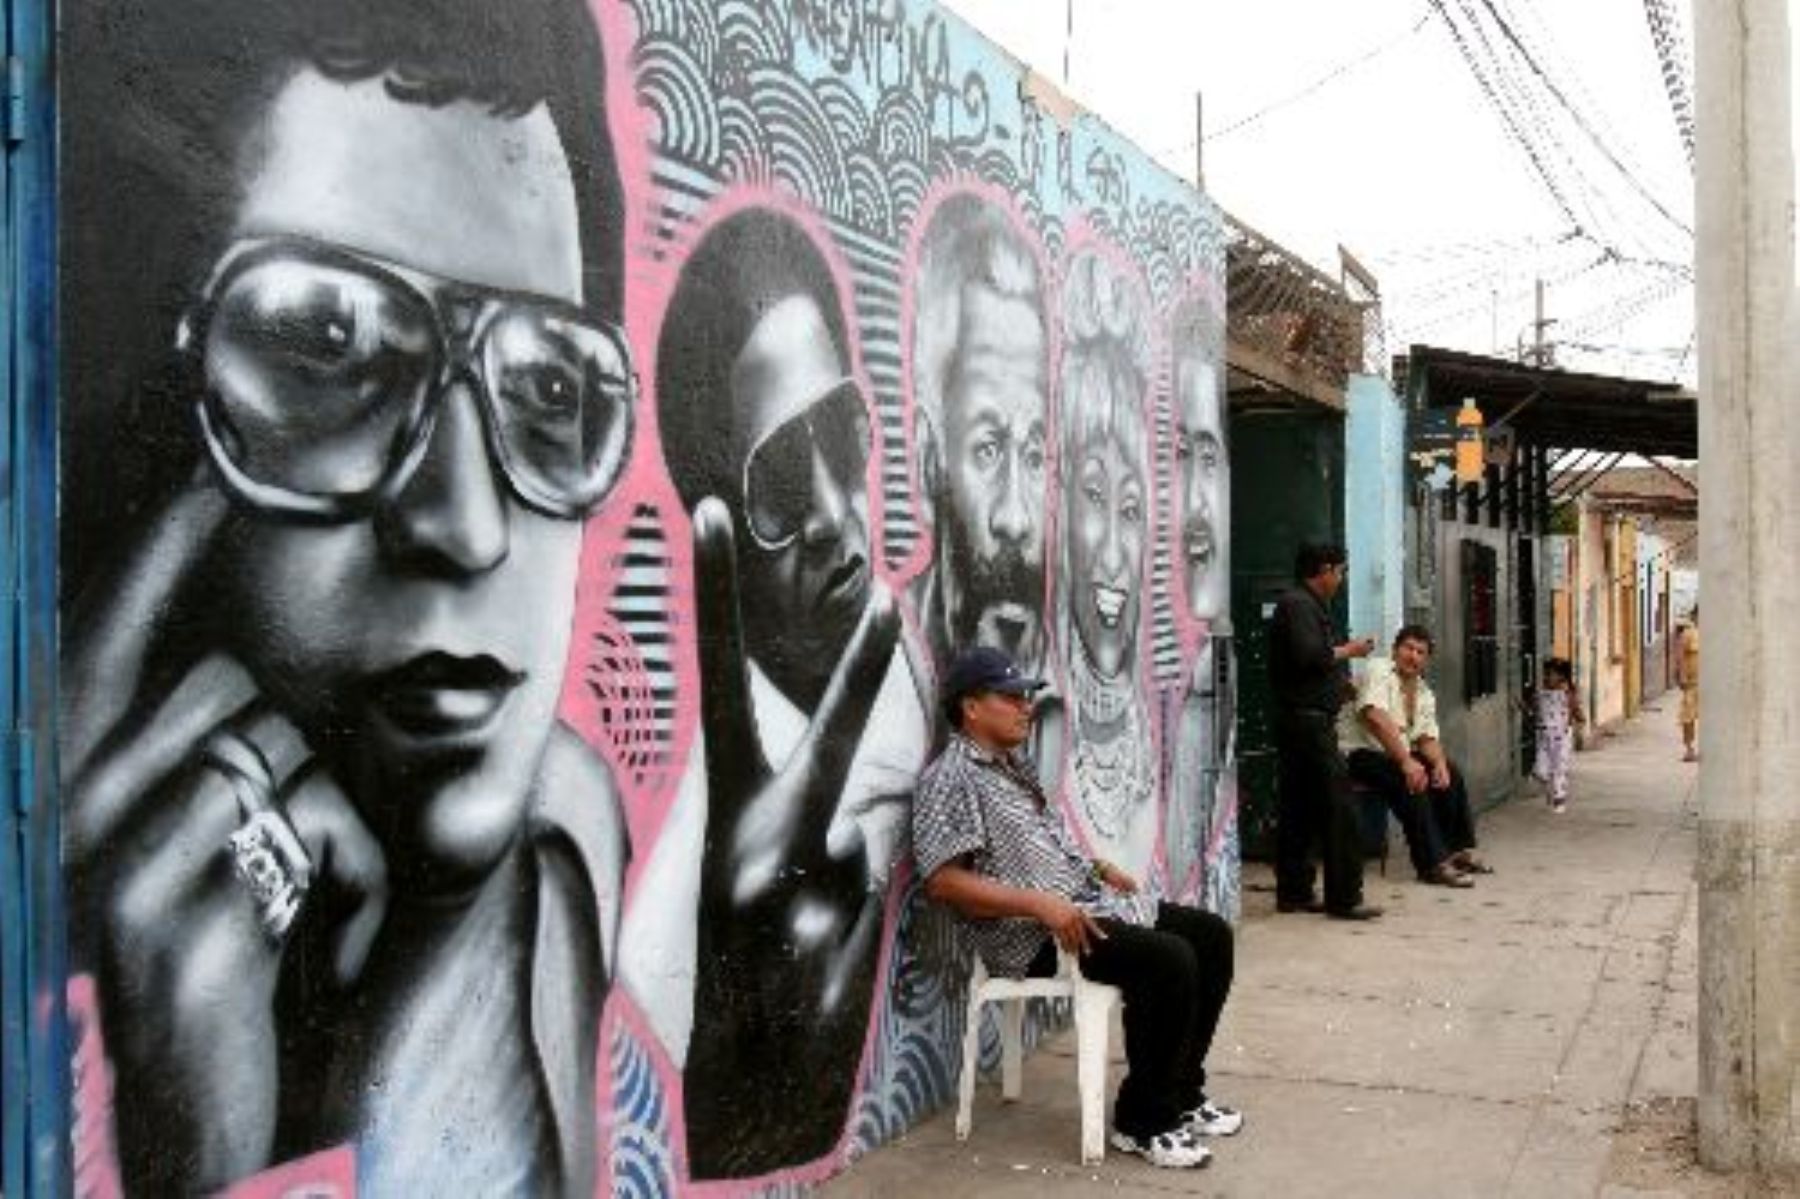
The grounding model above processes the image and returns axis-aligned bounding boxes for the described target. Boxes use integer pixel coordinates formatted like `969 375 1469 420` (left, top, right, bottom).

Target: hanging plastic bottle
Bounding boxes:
1455 397 1485 485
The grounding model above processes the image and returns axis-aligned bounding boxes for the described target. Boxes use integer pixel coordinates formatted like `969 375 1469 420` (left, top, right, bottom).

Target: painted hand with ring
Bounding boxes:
64 482 389 1190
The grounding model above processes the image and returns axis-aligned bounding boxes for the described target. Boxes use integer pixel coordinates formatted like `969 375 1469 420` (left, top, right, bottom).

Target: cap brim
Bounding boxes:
991 677 1047 697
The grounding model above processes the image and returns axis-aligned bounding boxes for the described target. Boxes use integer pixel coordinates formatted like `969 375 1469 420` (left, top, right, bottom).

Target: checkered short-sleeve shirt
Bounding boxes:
912 733 1155 978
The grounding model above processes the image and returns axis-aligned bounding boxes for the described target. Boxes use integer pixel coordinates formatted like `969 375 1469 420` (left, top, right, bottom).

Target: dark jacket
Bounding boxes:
1268 583 1347 715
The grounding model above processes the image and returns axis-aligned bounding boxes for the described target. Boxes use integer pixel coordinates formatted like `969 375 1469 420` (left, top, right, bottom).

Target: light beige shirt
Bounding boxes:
1339 656 1440 755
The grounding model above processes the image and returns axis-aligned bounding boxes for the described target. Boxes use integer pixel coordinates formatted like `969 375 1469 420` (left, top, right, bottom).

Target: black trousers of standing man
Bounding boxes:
1273 709 1365 912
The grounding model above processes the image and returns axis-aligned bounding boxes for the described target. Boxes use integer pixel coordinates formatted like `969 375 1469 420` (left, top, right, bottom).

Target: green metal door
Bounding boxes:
1228 406 1345 858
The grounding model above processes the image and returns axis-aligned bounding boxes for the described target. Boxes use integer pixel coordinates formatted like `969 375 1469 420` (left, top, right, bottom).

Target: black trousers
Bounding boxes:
1345 749 1478 878
1038 903 1234 1138
1273 710 1364 911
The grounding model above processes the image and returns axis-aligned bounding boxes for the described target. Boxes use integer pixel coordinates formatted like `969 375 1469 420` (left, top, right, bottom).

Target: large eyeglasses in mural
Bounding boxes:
58 0 1233 1193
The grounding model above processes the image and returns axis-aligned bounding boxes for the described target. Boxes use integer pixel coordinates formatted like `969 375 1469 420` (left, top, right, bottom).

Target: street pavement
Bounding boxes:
825 695 1711 1198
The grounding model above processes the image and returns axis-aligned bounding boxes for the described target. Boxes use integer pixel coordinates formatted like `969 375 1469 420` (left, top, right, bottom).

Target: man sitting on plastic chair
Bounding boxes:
913 646 1243 1170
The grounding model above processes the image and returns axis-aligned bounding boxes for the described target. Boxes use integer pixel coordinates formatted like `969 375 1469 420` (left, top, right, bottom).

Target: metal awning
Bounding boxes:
1397 344 1696 458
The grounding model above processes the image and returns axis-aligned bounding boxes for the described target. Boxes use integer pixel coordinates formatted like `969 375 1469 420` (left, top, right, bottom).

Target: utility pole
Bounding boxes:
1194 91 1205 189
1532 277 1555 367
1062 0 1074 87
1695 0 1800 1173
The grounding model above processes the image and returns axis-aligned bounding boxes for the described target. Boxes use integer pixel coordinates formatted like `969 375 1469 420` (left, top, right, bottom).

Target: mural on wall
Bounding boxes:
58 0 1233 1193
1053 245 1157 875
1165 283 1239 915
623 198 928 1180
908 189 1052 683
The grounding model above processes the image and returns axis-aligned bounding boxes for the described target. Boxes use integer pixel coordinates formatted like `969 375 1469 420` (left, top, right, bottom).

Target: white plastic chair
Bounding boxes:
953 948 1122 1165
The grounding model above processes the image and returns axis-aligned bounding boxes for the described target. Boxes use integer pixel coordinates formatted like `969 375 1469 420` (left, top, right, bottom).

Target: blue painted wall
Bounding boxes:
3 0 69 1191
1346 372 1406 646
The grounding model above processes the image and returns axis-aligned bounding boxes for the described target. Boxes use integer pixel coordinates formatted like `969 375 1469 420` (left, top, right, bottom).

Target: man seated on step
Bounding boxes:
1340 625 1491 888
912 645 1242 1170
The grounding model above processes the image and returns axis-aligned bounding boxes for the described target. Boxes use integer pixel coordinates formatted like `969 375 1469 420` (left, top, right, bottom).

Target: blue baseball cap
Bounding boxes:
943 645 1047 706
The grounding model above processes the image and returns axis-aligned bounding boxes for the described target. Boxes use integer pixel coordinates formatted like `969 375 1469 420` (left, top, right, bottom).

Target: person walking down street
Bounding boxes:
1529 657 1584 813
1268 542 1381 921
1676 608 1700 762
913 646 1243 1170
1342 626 1489 885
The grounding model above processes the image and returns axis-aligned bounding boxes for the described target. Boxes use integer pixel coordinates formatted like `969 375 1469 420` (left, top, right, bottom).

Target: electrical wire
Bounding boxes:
1472 0 1692 237
1203 7 1432 143
1431 0 1690 267
1641 0 1696 171
1430 0 1589 235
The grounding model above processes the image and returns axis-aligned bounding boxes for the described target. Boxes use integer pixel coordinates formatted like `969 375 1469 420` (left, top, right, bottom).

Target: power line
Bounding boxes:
1431 0 1586 234
1560 340 1695 358
1146 5 1432 164
1479 0 1688 253
1387 248 1607 338
1558 272 1689 341
1642 0 1696 171
1454 0 1646 261
1363 231 1567 268
1201 7 1431 144
1428 0 1693 282
1471 0 1692 237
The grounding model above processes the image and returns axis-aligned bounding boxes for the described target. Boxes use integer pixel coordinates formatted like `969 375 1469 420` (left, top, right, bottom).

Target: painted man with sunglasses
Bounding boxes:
61 0 630 1192
623 205 930 1178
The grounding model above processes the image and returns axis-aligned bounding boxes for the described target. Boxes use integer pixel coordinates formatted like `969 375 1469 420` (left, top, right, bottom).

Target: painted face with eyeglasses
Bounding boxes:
196 70 630 891
728 293 873 710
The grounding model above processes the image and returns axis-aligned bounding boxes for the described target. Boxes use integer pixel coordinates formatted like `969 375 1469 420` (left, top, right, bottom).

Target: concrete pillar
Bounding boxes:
1695 0 1800 1172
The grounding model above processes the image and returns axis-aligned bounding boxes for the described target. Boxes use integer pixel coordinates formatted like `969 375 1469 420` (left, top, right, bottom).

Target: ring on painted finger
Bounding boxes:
200 729 313 941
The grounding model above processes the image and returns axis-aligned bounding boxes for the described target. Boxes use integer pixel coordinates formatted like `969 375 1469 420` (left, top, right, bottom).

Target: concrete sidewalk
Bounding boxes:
826 698 1717 1198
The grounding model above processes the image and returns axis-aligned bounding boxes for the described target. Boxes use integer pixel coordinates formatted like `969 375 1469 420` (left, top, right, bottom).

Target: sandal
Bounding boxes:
1421 864 1474 888
1453 853 1495 875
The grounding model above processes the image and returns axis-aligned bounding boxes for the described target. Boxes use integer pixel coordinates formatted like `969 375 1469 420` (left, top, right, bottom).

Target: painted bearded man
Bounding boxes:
910 190 1053 684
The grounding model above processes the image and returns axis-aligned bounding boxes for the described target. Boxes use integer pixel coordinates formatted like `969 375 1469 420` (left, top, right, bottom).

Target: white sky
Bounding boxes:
942 0 1696 384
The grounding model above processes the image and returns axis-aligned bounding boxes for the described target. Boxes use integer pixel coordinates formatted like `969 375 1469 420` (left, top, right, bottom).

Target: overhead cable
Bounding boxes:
1472 0 1692 237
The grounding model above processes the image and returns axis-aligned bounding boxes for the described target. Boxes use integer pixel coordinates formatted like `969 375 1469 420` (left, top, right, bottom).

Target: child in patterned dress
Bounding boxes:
1530 658 1584 812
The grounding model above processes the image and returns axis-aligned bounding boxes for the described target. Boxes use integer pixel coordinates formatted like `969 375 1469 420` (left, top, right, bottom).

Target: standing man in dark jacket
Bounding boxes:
1268 543 1381 920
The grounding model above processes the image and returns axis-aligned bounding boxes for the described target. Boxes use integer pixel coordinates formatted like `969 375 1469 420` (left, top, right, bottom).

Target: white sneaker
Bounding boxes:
1181 1098 1245 1137
1109 1125 1213 1168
